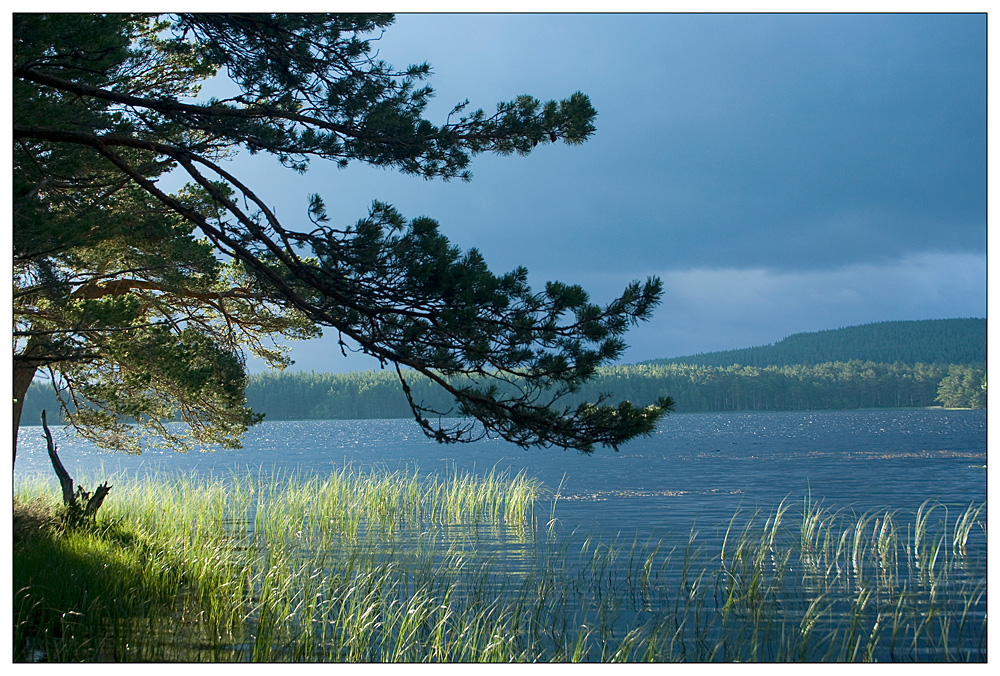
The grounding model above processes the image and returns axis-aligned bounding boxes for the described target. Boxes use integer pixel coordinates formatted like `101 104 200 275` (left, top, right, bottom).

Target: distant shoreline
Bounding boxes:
19 405 985 429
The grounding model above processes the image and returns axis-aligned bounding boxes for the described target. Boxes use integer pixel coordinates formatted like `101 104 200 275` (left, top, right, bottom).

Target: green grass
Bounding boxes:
12 469 987 662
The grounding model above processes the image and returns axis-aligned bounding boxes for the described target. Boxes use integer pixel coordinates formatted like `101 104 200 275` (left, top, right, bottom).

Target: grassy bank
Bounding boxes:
13 469 987 662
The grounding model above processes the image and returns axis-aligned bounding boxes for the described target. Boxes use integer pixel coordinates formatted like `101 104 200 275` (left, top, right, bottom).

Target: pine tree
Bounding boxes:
14 13 671 464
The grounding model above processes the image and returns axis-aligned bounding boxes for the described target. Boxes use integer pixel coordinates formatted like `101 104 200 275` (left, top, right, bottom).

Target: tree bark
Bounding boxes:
40 409 112 519
82 483 113 516
41 410 74 505
13 341 43 471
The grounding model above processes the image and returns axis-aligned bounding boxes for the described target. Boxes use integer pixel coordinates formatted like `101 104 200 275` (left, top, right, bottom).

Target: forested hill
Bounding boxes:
644 318 986 368
19 318 987 425
22 359 986 425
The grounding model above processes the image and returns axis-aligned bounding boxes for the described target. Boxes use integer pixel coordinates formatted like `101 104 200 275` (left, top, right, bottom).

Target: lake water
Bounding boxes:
13 409 988 661
15 409 988 536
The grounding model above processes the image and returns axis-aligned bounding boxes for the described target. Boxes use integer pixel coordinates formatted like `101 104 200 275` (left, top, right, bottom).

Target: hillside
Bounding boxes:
20 318 987 426
643 318 986 368
21 359 986 426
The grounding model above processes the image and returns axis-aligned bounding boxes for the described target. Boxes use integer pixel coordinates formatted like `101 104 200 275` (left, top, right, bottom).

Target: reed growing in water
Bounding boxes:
13 468 987 662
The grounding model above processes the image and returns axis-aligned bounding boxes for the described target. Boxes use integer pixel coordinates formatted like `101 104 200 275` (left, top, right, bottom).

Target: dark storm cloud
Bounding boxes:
230 13 986 371
618 13 987 271
370 13 985 275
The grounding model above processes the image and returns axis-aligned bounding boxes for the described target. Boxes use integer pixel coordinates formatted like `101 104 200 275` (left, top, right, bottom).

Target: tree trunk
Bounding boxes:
41 410 74 505
13 335 48 471
41 409 112 520
13 359 39 471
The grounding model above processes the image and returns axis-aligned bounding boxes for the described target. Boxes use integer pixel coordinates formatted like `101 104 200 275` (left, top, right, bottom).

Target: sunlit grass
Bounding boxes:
13 470 987 662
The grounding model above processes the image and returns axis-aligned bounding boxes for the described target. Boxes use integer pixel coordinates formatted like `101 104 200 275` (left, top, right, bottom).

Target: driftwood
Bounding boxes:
40 410 112 520
77 482 112 517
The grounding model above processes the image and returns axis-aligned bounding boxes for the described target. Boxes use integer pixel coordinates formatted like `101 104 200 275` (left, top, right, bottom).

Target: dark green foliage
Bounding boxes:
647 319 986 369
237 361 991 419
935 364 987 409
587 362 961 411
28 359 984 425
14 13 667 456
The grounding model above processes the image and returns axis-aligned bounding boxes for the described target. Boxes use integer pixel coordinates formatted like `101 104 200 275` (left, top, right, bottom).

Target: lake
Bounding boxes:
15 409 988 535
14 409 988 661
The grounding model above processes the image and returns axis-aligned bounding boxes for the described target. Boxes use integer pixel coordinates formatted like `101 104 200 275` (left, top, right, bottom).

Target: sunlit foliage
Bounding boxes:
13 13 670 462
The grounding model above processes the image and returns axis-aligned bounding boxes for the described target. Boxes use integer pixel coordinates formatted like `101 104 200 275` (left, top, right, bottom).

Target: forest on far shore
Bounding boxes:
238 361 986 420
21 318 986 424
646 318 985 368
22 360 986 425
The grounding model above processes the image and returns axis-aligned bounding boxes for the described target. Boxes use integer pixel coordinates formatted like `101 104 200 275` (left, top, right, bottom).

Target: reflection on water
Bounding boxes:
15 410 987 661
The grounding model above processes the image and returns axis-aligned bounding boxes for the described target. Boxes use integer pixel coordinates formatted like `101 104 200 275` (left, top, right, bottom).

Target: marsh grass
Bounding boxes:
13 469 987 662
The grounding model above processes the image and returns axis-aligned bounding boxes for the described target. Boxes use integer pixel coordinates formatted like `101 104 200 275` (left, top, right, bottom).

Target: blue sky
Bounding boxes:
229 13 986 373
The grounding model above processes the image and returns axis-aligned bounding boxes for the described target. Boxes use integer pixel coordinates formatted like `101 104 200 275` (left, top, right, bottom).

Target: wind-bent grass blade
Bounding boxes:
13 470 987 662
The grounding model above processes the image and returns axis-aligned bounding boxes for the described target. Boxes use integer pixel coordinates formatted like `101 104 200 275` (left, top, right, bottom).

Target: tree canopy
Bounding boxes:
13 13 671 464
647 319 987 369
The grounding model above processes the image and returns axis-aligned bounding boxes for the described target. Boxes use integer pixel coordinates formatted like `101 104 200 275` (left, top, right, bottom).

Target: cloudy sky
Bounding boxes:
229 12 986 374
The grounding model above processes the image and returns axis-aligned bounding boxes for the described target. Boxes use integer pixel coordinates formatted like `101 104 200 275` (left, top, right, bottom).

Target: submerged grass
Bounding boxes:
13 468 987 662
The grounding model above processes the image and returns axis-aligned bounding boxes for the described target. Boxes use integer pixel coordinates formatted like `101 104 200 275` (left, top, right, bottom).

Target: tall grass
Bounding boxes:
13 469 987 662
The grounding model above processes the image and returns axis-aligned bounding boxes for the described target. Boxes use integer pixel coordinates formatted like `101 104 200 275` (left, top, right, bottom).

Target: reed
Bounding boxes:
13 468 987 662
